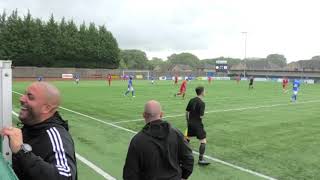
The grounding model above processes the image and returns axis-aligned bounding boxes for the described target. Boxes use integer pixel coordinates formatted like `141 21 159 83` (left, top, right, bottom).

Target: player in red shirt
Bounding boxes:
107 74 112 86
236 75 240 84
282 77 289 93
174 79 189 99
208 76 212 84
174 75 178 85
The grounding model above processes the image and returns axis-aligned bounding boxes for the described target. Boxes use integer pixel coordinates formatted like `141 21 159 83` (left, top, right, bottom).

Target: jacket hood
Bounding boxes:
22 111 69 136
142 120 170 139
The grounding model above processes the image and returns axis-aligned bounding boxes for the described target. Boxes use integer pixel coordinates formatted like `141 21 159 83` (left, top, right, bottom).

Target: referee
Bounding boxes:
185 86 210 165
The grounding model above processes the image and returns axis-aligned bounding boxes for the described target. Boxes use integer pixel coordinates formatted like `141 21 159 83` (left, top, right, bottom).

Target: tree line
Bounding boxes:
2 10 318 70
0 10 120 68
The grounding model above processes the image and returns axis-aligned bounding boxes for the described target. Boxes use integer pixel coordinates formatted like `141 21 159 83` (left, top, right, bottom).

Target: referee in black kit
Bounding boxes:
185 86 210 165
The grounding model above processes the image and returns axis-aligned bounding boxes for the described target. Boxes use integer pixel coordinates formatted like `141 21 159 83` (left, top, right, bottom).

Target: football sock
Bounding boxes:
199 143 206 161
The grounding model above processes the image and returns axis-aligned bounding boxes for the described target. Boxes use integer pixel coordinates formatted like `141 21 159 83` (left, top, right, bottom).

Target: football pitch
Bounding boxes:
11 80 320 180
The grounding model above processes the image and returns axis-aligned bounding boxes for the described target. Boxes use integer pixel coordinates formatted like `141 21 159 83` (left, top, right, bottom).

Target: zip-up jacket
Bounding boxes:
13 112 77 180
123 120 194 180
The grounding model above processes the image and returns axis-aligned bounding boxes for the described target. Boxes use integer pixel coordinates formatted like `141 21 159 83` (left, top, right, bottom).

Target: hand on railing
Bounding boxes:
0 127 23 153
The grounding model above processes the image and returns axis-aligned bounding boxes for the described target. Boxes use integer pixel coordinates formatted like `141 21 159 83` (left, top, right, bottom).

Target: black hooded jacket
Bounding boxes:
13 112 77 180
123 120 194 180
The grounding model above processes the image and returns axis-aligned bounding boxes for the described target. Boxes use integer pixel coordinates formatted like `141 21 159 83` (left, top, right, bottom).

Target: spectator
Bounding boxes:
123 100 194 180
1 82 77 180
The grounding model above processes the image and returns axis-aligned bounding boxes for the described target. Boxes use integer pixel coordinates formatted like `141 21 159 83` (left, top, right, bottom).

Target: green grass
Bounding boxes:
12 80 320 180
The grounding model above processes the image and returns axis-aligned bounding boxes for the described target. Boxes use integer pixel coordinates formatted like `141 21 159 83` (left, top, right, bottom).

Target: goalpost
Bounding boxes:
0 60 12 163
122 70 150 80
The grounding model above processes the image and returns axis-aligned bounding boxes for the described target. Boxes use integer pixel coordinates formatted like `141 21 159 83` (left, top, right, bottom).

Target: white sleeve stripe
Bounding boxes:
59 171 72 177
49 128 69 171
58 167 72 173
52 127 70 171
50 128 71 172
48 128 71 172
46 129 62 167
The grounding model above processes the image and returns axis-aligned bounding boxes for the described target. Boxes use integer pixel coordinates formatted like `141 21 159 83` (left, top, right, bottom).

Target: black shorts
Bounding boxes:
187 123 206 140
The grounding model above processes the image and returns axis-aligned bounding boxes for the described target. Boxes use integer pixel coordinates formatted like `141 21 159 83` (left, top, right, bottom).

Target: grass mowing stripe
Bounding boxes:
111 99 320 124
11 110 116 180
75 154 116 180
192 151 277 180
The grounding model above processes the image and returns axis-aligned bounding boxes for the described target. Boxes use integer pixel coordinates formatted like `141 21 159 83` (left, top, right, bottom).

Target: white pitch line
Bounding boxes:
11 110 116 180
76 153 116 180
12 90 285 179
193 151 277 180
111 99 320 124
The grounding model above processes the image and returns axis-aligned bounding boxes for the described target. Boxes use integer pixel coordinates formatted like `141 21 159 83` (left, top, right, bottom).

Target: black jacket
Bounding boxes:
123 120 194 180
13 112 77 180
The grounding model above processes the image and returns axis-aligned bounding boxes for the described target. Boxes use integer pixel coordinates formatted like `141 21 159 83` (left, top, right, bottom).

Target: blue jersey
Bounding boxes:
293 80 300 91
128 79 133 88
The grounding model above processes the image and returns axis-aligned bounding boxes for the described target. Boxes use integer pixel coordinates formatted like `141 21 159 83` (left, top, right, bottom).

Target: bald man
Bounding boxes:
123 100 194 180
1 82 77 180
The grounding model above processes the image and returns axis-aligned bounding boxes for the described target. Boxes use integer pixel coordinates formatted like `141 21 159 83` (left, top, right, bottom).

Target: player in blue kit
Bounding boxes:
74 74 80 85
291 79 300 102
124 76 135 97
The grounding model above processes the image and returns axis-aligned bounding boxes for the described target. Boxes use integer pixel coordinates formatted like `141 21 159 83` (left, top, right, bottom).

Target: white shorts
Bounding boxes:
128 87 134 91
293 91 298 95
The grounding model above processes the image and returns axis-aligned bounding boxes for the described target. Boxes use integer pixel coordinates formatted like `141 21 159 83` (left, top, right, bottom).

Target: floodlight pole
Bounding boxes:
242 32 247 78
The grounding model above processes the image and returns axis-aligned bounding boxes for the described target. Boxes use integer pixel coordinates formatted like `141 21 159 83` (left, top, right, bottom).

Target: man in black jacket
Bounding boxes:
123 100 194 180
1 82 77 180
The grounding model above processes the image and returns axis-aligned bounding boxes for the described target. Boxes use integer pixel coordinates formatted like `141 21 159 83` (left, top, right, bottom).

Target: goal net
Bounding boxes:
122 70 150 80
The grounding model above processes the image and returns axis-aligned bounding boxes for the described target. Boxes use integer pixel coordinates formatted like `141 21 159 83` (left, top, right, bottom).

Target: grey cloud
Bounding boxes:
1 0 211 51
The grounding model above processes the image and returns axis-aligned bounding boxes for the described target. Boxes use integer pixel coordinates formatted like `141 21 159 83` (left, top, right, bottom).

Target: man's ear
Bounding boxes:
160 112 163 118
42 104 54 114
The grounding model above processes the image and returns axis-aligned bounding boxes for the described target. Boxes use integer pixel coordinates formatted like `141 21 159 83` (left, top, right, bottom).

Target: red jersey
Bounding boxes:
180 80 187 91
282 79 288 85
107 74 112 81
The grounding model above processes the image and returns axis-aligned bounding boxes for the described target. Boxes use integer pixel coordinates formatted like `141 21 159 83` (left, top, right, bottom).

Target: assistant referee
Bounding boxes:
185 86 210 165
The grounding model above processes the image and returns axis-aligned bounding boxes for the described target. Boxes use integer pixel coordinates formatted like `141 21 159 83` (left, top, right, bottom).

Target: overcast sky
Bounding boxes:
1 0 320 62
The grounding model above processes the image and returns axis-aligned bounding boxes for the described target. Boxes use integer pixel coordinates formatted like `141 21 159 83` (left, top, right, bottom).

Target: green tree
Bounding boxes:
149 57 164 69
311 56 320 60
41 14 59 66
120 49 149 69
2 10 23 63
97 25 120 68
119 58 128 69
0 10 120 68
167 52 200 68
266 54 287 67
0 11 7 59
